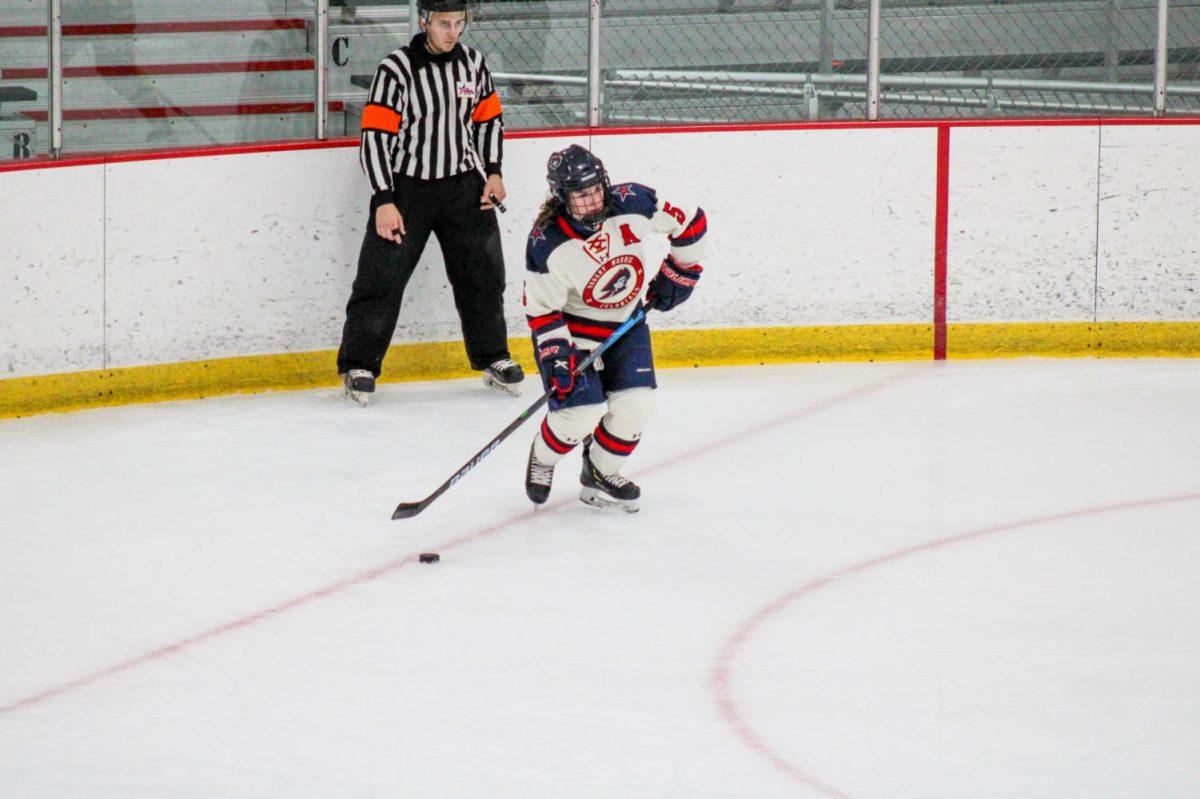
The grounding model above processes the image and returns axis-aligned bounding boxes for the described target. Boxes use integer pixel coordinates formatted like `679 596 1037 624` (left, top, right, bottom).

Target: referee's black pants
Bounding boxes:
337 170 511 377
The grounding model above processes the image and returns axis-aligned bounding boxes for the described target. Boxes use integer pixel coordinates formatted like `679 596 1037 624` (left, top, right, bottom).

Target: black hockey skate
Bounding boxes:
579 443 640 513
341 369 375 406
525 441 555 505
483 359 525 397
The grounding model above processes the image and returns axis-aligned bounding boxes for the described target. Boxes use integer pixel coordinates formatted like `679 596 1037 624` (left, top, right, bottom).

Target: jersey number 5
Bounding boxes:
663 201 686 224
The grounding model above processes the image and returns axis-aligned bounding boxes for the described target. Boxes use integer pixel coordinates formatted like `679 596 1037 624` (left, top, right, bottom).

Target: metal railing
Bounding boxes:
607 68 1200 114
47 0 63 157
316 0 331 140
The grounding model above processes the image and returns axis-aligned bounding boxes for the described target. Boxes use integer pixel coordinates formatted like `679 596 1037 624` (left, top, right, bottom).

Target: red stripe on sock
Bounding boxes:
540 418 574 455
594 423 638 456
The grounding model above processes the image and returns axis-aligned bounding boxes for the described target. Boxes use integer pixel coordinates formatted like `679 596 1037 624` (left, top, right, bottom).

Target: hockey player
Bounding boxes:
522 145 708 511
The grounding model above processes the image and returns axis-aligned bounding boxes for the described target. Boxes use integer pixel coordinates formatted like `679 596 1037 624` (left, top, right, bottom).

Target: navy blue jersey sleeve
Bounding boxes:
608 182 658 219
525 222 569 274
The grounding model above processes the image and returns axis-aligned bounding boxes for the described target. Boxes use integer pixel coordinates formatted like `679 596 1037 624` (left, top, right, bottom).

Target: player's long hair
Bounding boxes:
534 193 562 229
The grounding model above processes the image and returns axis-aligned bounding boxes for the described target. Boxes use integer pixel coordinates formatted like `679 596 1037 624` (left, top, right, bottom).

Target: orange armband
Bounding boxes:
361 103 401 135
471 91 502 123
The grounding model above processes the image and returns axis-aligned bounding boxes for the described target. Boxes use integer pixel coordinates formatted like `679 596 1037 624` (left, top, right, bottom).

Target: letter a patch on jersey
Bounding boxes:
619 223 641 246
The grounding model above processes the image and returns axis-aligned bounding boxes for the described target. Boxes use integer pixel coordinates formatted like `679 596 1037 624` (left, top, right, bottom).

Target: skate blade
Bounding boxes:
342 386 371 406
579 487 639 513
482 373 523 397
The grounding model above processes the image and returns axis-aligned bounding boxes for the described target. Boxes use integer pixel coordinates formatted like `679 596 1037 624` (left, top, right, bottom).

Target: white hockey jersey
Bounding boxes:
523 182 708 351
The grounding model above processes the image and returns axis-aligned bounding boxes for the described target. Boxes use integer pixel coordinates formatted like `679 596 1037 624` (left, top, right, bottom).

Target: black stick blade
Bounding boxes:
392 501 425 520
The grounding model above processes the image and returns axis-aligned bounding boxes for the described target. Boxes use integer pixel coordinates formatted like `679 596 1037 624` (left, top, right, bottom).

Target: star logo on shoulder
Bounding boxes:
530 225 547 243
612 184 637 201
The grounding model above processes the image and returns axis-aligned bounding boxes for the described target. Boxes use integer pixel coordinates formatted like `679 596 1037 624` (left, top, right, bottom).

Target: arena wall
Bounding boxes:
2 120 1198 417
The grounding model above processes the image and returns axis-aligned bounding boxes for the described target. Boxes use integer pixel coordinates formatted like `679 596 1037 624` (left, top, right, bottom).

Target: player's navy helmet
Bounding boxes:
546 145 610 225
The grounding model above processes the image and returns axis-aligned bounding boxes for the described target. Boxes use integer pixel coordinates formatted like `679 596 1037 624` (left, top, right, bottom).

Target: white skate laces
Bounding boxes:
483 359 525 397
528 459 554 486
604 473 632 488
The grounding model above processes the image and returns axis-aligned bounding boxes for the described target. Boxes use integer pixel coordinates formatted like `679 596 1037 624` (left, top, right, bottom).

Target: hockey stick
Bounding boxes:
391 305 648 520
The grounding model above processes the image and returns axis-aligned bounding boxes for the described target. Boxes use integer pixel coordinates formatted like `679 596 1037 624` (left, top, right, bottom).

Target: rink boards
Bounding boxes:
2 120 1199 417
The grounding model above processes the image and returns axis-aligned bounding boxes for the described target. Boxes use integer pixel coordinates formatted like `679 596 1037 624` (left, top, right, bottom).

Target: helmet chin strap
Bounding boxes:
566 207 604 231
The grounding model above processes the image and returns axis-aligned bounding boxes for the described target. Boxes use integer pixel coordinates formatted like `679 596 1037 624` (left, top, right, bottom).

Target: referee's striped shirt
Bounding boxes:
359 33 504 196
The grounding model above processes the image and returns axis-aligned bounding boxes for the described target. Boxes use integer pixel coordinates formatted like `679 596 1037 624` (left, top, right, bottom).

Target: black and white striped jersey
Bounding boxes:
359 33 504 193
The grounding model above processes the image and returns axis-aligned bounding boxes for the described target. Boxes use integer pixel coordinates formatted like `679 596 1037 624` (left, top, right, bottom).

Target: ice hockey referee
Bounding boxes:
337 0 524 405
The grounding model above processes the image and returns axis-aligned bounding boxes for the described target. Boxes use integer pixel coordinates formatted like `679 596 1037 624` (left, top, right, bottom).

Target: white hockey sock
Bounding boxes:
533 404 607 466
589 422 638 476
588 387 655 476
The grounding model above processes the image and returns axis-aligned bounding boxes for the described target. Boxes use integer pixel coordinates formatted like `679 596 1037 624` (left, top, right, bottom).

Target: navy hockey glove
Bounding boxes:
538 338 582 400
647 256 703 312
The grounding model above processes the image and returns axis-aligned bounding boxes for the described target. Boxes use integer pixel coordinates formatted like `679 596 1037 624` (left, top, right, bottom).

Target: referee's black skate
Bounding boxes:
525 442 555 505
579 443 640 513
340 369 375 406
483 358 525 397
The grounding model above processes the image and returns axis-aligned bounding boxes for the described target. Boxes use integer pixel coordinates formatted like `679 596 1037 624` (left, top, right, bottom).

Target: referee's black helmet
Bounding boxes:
418 0 474 33
419 0 472 13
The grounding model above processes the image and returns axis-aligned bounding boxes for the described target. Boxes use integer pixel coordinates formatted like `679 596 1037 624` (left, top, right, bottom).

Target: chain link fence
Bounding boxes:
469 2 590 128
46 0 1181 146
1170 0 1200 105
875 0 1200 118
14 0 1200 158
333 1 591 129
472 0 1200 124
593 0 867 124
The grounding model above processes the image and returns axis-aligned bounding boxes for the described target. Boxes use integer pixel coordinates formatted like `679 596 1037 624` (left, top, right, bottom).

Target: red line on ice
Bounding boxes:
710 491 1200 797
0 369 910 716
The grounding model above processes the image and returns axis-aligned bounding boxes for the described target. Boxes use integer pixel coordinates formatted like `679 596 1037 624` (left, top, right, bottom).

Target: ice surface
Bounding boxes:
1 359 1198 797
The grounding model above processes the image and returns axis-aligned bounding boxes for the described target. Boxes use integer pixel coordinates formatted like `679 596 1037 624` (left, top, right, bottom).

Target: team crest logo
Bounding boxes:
583 231 611 265
456 81 475 99
597 269 630 301
582 254 644 310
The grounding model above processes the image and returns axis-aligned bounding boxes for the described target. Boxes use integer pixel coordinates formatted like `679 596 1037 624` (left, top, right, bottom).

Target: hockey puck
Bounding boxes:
418 553 440 564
